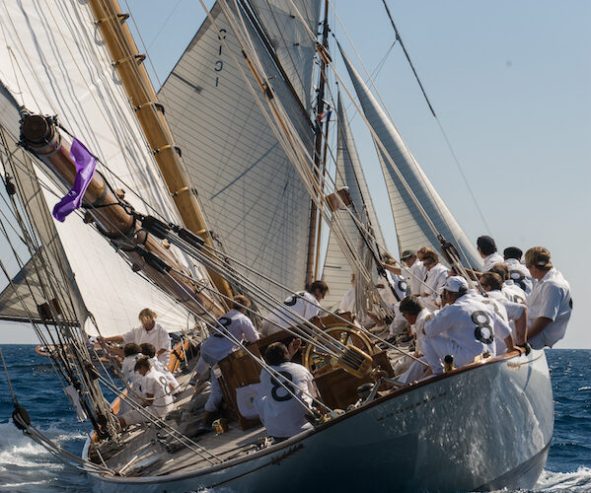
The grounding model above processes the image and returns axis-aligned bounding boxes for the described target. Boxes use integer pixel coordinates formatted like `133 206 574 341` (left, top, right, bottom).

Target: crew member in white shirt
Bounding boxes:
476 235 504 272
119 343 144 414
262 281 328 336
140 343 180 395
525 247 572 349
194 295 260 418
257 341 319 441
503 246 533 294
489 264 527 305
380 254 410 339
101 308 171 366
479 272 528 347
422 276 514 374
118 357 173 427
418 249 448 312
399 296 433 357
400 249 427 296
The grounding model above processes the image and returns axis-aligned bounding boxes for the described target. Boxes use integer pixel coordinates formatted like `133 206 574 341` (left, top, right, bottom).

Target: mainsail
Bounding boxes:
0 1 195 335
159 1 319 300
340 48 482 269
322 93 386 309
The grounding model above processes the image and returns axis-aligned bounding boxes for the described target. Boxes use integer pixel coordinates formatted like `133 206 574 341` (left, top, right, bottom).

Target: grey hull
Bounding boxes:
85 350 553 493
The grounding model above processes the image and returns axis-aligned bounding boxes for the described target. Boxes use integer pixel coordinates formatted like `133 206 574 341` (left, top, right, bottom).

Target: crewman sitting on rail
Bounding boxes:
261 281 329 336
118 357 173 428
479 272 528 348
194 295 259 421
525 247 572 349
476 235 504 272
140 343 180 395
422 276 513 374
256 341 319 441
503 246 533 294
489 263 528 305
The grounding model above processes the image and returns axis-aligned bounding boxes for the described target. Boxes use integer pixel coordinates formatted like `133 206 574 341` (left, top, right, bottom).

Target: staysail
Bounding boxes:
0 1 194 335
340 48 482 269
322 93 386 309
159 1 318 300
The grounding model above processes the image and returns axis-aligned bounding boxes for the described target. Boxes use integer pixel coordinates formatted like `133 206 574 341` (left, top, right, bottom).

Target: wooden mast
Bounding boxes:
87 0 233 304
305 0 330 286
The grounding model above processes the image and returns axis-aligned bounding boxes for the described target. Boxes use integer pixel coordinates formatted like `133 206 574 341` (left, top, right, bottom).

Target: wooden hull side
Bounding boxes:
84 350 553 493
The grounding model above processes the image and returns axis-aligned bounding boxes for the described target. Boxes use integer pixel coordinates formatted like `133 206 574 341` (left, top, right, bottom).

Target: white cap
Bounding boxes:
443 276 468 293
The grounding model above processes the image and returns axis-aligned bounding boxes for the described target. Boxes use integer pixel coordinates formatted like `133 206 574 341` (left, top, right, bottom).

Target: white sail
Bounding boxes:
340 48 482 269
247 0 321 112
159 1 317 299
0 1 193 335
322 93 386 309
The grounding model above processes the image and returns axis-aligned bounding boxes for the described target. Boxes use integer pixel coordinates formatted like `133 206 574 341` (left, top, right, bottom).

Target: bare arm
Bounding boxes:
101 335 124 343
514 306 528 345
382 263 402 276
142 393 154 407
527 317 553 341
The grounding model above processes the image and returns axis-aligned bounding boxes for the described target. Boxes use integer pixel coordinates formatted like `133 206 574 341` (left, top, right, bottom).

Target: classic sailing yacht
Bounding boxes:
0 1 553 492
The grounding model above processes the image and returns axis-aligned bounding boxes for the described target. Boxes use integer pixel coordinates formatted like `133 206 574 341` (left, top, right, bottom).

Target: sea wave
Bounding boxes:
534 467 591 492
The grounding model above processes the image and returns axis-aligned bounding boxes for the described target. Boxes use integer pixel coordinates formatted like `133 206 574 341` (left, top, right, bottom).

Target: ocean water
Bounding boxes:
0 346 589 492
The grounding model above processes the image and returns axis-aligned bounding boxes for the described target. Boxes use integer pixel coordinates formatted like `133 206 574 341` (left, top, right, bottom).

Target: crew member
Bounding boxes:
101 308 171 365
422 276 513 374
479 272 528 347
195 295 259 418
140 343 180 395
262 281 329 335
257 341 319 441
476 235 504 272
525 247 572 349
118 357 173 428
418 249 448 311
503 246 533 294
400 249 427 296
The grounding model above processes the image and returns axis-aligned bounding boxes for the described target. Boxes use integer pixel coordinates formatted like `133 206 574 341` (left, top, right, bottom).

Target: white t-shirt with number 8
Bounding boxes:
257 362 318 439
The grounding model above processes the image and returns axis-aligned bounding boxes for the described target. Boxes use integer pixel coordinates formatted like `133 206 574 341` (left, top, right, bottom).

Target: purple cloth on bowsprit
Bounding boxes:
52 139 97 222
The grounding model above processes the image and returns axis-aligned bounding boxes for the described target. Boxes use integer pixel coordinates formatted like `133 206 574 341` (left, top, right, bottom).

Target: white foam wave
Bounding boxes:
535 467 591 492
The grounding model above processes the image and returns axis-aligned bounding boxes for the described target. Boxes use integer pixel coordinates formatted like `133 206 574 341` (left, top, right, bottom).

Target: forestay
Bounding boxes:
322 93 386 310
159 1 318 301
340 48 482 269
0 1 194 335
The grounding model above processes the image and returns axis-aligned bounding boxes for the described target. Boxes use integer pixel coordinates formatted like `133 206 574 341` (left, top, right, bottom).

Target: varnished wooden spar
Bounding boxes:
86 0 233 304
20 113 224 321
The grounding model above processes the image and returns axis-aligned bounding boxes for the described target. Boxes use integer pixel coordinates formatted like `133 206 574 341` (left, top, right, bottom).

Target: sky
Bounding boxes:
1 0 589 347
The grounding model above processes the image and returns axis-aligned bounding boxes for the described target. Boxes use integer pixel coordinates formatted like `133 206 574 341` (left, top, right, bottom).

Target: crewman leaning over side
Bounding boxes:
422 276 514 374
503 246 533 294
525 247 572 349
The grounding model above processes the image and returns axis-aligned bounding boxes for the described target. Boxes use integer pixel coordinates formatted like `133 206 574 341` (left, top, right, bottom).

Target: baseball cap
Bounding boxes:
442 276 469 293
400 249 415 260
